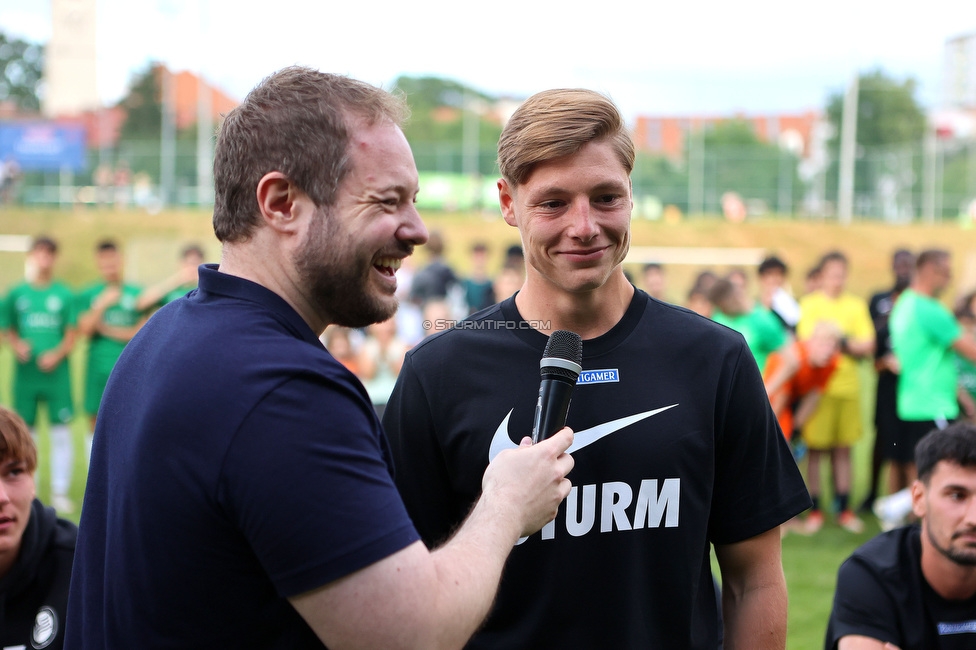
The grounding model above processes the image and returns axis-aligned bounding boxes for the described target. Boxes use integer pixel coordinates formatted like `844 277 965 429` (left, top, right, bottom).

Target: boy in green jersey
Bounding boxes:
76 240 147 445
1 236 77 513
955 305 976 423
135 243 204 313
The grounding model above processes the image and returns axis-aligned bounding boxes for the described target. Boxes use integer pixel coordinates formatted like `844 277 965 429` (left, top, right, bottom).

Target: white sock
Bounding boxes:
49 424 74 497
29 428 42 488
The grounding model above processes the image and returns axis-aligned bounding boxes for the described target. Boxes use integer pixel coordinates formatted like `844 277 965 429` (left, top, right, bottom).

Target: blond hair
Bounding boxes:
497 89 634 187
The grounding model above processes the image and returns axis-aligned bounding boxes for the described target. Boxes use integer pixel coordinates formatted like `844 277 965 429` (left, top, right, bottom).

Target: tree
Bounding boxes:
0 30 44 113
825 69 927 218
117 64 163 142
701 120 801 215
115 63 197 186
393 76 503 175
632 154 689 211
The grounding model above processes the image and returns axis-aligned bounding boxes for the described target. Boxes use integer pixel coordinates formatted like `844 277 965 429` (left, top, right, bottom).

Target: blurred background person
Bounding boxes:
642 262 668 302
393 256 425 347
709 275 793 374
421 299 452 339
136 243 205 313
502 243 525 275
1 237 77 514
409 230 463 314
757 254 800 332
320 325 362 376
861 248 915 514
764 321 842 464
492 266 523 304
954 304 976 424
804 263 823 296
889 250 976 494
461 242 495 315
797 250 875 534
685 269 718 317
0 405 76 650
727 267 748 291
357 317 409 420
76 239 147 456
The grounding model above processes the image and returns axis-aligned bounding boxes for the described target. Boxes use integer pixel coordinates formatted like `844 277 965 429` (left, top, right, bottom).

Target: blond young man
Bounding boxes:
385 88 810 649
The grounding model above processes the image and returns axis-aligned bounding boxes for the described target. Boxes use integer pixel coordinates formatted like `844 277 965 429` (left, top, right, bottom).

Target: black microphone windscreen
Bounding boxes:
541 330 582 381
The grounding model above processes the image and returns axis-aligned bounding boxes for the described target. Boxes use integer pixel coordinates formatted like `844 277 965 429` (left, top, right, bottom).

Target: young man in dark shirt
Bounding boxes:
827 421 976 649
0 406 76 650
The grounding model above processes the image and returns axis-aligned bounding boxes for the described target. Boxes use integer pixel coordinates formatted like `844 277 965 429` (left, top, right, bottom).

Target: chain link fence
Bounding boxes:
3 137 975 222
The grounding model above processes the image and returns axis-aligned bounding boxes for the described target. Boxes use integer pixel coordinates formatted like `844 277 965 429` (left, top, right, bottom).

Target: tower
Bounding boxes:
43 0 99 117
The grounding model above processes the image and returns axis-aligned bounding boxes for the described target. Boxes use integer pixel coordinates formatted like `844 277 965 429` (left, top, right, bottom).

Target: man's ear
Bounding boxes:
498 179 518 227
255 172 307 234
911 480 926 519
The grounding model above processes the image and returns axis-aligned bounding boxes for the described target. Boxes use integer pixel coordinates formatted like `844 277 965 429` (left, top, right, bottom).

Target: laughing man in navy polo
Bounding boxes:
65 67 573 650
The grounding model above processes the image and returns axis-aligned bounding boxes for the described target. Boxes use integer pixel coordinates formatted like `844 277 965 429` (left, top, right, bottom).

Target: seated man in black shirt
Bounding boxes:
826 421 976 649
0 406 77 650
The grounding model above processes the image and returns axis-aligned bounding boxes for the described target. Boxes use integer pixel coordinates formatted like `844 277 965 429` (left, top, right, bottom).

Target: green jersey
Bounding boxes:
164 283 195 305
712 306 787 373
889 289 961 421
77 282 144 375
2 280 77 362
957 352 976 402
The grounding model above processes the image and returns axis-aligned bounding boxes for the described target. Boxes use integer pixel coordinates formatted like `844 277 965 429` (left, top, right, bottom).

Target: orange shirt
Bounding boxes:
764 341 838 435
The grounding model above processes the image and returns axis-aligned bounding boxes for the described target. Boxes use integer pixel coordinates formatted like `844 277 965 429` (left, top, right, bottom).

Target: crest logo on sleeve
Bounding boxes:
31 606 57 649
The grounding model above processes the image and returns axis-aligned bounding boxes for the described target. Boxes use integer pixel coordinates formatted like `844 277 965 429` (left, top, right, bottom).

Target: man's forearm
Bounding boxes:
717 527 788 650
423 492 526 648
723 575 788 649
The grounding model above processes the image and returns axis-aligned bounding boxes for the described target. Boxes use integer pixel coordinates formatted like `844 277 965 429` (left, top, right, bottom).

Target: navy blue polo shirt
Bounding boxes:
66 265 419 648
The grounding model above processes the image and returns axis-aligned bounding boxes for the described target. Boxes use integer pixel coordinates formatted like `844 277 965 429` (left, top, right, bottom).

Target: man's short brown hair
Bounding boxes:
0 407 36 473
916 248 950 271
212 66 409 243
497 89 635 187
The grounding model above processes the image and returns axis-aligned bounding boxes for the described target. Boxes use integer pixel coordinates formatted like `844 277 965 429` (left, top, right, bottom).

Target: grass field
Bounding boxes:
2 205 971 648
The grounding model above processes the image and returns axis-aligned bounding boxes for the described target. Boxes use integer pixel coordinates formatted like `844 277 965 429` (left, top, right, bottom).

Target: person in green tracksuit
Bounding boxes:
1 236 77 514
76 240 147 443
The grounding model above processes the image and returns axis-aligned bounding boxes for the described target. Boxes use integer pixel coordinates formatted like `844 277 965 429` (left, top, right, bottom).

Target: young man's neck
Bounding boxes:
32 272 52 286
910 279 936 298
0 546 19 580
921 544 976 601
515 271 634 340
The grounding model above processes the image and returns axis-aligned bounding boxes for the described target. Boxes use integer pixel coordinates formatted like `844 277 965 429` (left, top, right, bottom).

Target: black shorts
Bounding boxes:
874 372 900 451
887 419 944 464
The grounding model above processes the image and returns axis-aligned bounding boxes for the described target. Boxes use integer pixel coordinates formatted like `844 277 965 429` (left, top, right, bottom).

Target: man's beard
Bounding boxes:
928 524 976 567
294 212 399 329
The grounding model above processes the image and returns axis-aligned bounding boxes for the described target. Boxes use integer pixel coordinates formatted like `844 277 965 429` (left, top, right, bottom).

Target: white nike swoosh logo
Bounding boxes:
488 404 679 462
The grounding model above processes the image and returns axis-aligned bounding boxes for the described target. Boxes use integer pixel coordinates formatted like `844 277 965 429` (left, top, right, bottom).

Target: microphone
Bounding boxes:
530 330 583 443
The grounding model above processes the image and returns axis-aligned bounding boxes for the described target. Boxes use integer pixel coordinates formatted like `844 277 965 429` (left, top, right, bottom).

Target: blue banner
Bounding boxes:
0 122 87 172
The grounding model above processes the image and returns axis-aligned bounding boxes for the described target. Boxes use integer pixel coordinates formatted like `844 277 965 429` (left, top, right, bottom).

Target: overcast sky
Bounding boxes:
1 0 973 122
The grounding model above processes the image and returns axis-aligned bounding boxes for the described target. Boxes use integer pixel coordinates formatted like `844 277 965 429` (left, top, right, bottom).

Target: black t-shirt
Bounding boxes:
869 289 898 363
826 526 976 649
384 291 811 649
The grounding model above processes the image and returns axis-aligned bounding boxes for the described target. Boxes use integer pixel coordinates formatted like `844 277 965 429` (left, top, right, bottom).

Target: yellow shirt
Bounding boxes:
797 291 874 398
